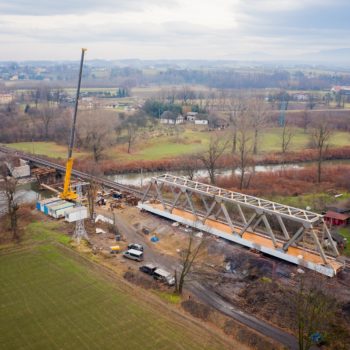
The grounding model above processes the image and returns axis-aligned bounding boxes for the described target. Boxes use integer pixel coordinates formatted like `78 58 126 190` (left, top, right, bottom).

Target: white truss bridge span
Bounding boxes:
139 174 344 277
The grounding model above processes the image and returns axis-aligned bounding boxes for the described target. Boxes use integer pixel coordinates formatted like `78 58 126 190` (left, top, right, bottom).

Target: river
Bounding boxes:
0 181 51 215
107 159 350 187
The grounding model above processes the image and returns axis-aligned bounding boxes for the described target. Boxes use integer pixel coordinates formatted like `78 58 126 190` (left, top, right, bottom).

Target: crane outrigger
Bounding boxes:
60 48 87 200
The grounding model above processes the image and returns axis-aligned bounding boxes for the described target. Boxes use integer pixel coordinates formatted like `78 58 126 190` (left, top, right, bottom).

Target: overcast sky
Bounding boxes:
0 0 349 61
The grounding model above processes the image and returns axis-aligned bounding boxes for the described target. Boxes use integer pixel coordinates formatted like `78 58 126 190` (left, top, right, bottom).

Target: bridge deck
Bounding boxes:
141 202 343 276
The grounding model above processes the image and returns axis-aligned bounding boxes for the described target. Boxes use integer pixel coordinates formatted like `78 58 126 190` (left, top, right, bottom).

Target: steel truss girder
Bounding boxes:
144 175 340 261
152 174 321 225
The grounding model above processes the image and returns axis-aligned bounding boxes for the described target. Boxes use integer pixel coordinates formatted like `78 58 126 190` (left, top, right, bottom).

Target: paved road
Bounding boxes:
188 282 297 350
110 209 298 350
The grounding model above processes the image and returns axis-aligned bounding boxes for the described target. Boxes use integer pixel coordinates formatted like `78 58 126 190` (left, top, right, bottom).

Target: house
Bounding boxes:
194 119 208 125
331 86 350 95
0 93 13 104
160 111 184 125
213 118 229 129
186 112 198 122
293 93 308 101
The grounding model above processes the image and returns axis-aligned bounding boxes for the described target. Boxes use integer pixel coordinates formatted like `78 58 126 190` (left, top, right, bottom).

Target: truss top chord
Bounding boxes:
151 174 323 225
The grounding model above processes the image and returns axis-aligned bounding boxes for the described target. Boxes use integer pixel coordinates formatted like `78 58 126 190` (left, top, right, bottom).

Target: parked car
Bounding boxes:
128 243 144 252
153 268 175 286
123 249 144 262
139 263 157 275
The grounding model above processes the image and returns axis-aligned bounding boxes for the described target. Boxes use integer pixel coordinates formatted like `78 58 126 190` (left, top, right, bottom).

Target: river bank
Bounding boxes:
74 146 350 176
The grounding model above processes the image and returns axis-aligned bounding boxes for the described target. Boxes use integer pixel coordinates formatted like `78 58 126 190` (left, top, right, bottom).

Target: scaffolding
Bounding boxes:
139 174 344 277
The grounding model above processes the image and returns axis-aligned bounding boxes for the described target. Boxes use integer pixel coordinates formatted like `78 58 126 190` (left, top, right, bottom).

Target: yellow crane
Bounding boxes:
60 48 87 200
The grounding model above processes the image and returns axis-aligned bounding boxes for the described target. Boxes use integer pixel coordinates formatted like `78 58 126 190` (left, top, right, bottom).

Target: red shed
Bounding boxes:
324 211 350 226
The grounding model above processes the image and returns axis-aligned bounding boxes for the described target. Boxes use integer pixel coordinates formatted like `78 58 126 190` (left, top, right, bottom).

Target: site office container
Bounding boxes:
36 197 59 211
49 202 75 219
44 200 66 215
64 206 88 222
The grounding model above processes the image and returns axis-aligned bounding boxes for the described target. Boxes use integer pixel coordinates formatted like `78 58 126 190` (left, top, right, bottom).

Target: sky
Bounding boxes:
0 0 349 61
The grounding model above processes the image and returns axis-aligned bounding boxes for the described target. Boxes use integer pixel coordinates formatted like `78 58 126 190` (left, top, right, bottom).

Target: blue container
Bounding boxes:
44 200 65 215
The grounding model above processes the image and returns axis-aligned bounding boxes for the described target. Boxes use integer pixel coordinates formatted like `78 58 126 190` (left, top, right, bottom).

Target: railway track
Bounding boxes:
0 145 144 197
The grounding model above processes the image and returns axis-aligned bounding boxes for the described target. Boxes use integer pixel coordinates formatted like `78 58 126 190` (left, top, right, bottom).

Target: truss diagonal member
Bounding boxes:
310 228 328 264
221 202 235 232
239 212 258 236
322 220 339 256
170 189 183 213
170 185 177 197
141 182 152 202
237 204 247 224
214 204 223 219
202 199 217 223
200 194 210 212
252 214 263 231
185 190 197 218
262 215 277 247
277 215 290 239
283 226 304 251
155 181 167 211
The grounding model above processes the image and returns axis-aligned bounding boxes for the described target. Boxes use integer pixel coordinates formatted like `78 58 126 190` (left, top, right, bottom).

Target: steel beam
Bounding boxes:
283 227 304 251
239 212 258 236
277 215 290 239
262 214 277 247
152 174 322 225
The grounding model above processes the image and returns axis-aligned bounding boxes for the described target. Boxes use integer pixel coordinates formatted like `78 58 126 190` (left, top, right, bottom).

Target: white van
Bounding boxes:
153 268 175 286
123 249 144 262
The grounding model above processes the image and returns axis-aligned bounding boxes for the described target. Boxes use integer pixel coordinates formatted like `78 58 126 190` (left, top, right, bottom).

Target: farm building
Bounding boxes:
160 111 184 125
324 211 350 226
186 112 198 121
194 119 208 125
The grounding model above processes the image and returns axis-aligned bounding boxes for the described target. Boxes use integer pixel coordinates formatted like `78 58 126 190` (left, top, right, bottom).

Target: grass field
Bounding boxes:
110 127 350 162
338 227 350 256
0 222 230 350
269 192 350 213
5 142 88 159
5 127 350 163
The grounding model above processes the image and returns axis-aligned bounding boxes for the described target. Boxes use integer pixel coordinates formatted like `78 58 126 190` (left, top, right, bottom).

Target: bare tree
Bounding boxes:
249 97 268 155
175 232 207 295
197 133 229 184
301 109 310 133
0 165 19 241
77 111 116 162
281 122 294 154
38 105 59 140
182 155 199 181
235 109 252 190
228 94 246 153
294 275 336 350
310 119 332 183
126 123 138 153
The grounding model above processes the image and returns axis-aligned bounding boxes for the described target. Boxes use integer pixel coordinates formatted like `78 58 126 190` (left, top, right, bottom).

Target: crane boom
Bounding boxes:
60 48 87 200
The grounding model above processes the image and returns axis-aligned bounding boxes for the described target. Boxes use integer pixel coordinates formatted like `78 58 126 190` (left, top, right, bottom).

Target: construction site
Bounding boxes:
1 49 350 350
